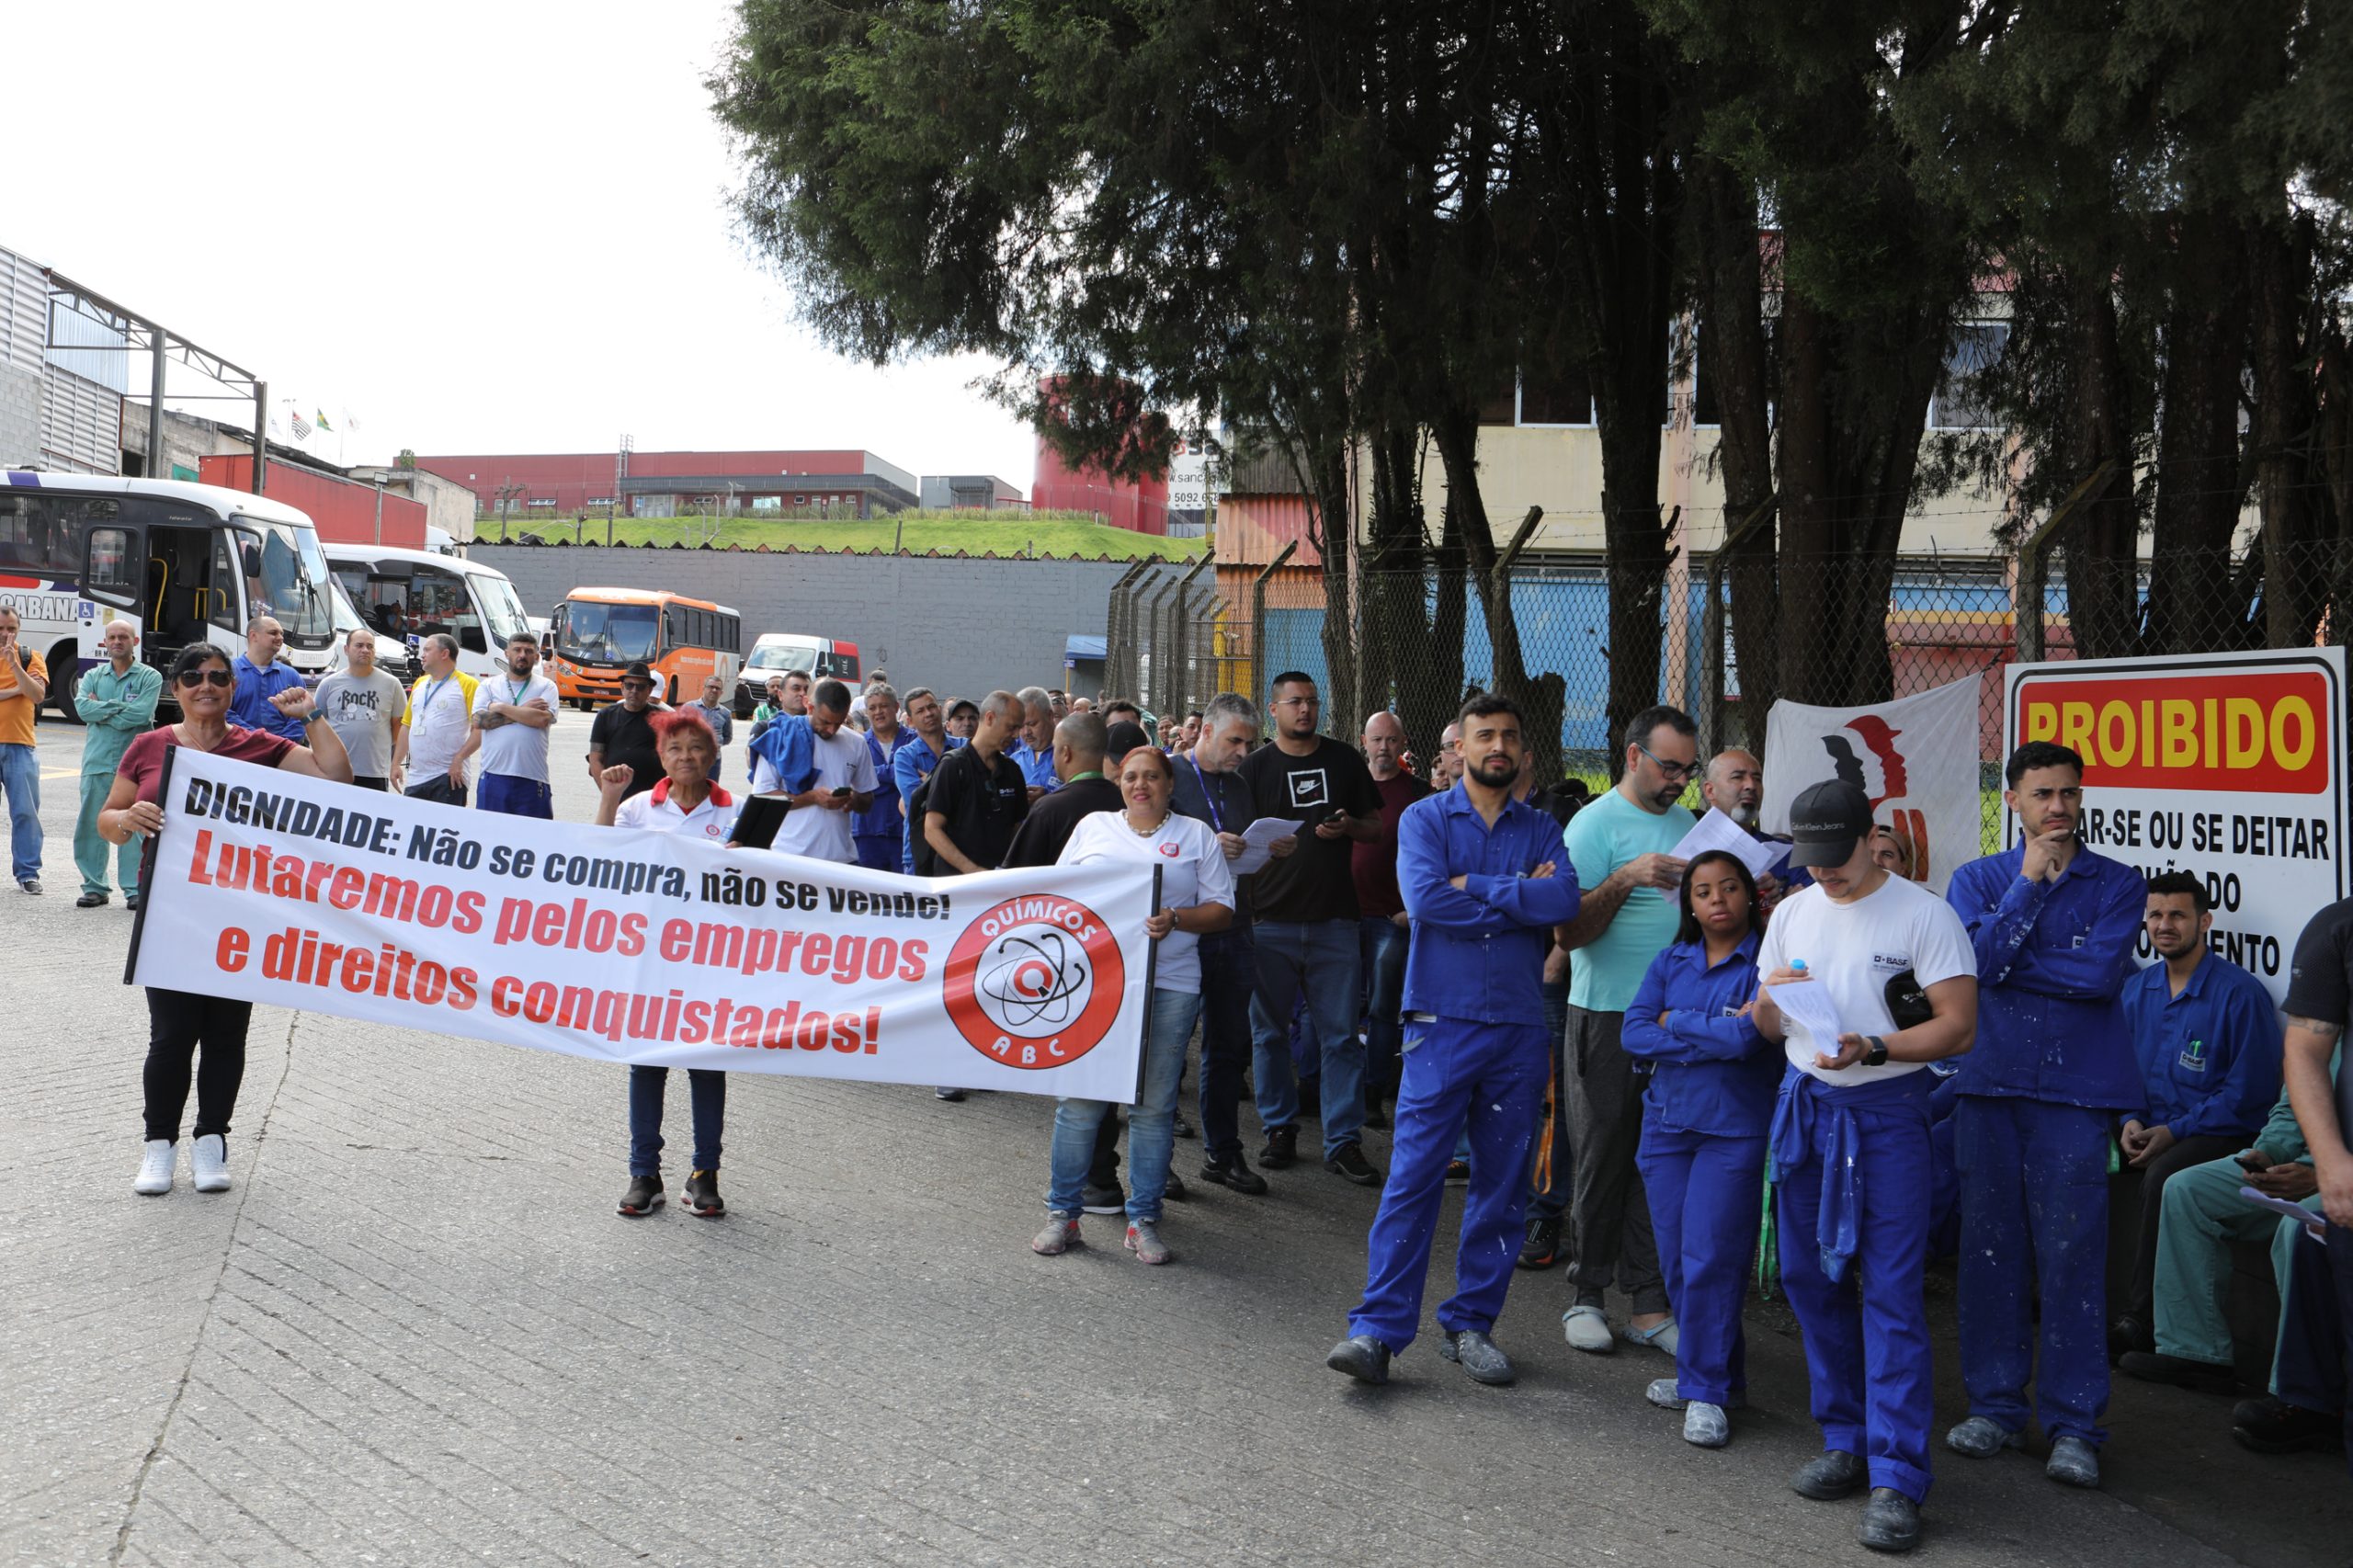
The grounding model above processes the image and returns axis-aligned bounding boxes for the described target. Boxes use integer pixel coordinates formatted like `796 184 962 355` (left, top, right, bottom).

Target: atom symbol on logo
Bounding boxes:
979 928 1087 1028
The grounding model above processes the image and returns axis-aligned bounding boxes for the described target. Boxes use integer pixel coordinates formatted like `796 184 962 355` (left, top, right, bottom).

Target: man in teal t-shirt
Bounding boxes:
1552 705 1699 1356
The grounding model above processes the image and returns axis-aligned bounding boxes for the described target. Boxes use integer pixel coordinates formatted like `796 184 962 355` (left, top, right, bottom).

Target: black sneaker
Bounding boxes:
2108 1312 2154 1360
1081 1181 1127 1215
1857 1488 1920 1553
1326 1143 1380 1186
2233 1396 2346 1454
17 877 40 895
1363 1096 1391 1131
617 1174 665 1216
1163 1170 1189 1203
75 890 108 908
1792 1449 1870 1501
1200 1153 1269 1196
1325 1334 1391 1385
124 893 142 911
1259 1124 1300 1169
682 1169 725 1218
2119 1349 2236 1394
1517 1215 1563 1270
934 1085 967 1101
1172 1111 1196 1139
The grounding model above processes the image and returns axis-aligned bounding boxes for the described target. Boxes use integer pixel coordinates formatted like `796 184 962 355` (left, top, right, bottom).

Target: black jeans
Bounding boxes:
405 774 466 807
2110 1131 2240 1324
143 987 252 1143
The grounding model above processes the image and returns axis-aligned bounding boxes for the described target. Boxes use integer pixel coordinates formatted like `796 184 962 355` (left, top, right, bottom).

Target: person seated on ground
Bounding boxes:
1620 849 1779 1449
597 709 741 1221
2231 1221 2347 1459
2120 1067 2332 1392
2110 872 2284 1358
1031 741 1233 1265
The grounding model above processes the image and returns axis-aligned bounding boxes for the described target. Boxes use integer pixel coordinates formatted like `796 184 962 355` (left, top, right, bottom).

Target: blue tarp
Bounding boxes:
1064 633 1108 662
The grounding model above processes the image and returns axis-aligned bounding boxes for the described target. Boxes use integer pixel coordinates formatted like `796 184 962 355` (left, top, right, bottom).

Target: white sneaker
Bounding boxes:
190 1134 231 1193
133 1140 175 1196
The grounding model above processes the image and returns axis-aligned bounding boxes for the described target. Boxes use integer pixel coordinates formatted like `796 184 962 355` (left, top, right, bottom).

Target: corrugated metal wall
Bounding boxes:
40 365 119 473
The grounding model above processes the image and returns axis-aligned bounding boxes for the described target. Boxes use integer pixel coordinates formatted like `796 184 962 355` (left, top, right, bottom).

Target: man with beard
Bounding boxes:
1944 741 2146 1491
890 686 962 872
1700 748 1799 904
1327 694 1580 1388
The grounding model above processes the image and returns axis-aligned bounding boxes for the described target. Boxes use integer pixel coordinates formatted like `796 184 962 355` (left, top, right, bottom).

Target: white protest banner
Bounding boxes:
128 749 1158 1100
2006 647 2347 1005
1762 674 1984 894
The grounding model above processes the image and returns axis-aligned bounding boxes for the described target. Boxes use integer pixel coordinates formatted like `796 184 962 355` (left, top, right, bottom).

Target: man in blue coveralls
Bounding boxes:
1944 740 2146 1490
1325 693 1581 1388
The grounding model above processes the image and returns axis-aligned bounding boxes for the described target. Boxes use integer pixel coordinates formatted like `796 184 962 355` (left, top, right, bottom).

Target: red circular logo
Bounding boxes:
941 893 1127 1069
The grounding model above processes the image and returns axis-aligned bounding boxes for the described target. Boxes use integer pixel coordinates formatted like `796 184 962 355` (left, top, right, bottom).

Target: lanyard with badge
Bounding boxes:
1188 754 1225 833
416 676 456 724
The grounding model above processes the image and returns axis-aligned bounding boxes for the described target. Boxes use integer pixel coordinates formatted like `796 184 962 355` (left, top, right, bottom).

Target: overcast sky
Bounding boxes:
11 1 1037 487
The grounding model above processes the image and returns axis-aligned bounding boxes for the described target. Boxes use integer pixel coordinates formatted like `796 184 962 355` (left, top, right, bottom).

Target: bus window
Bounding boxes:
0 494 76 575
211 536 243 634
84 526 137 603
413 565 485 653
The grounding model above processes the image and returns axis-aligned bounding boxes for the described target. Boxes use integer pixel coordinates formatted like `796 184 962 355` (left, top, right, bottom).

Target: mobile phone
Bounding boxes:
1322 808 1347 825
831 786 852 799
2235 1149 2269 1171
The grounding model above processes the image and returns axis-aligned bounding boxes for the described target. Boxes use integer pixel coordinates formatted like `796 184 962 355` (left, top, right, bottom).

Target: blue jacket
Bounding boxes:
858 727 912 840
1947 842 2146 1110
1010 740 1058 793
744 713 819 795
230 653 308 740
1398 787 1582 1026
1620 932 1780 1138
892 731 962 870
2120 952 2283 1140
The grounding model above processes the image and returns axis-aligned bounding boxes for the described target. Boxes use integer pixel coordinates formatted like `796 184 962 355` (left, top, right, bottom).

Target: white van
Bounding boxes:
324 543 535 680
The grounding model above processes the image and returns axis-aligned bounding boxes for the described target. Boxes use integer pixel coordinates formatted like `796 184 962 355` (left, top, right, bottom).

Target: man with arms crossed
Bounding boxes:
73 619 160 906
1754 779 1977 1553
464 631 560 818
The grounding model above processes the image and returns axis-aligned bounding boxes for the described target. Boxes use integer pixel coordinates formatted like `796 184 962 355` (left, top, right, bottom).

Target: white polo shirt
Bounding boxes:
613 777 742 843
753 724 878 863
404 671 479 779
470 670 561 783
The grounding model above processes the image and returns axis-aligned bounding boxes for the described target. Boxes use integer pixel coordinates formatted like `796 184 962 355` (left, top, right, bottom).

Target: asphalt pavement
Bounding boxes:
2 713 2344 1566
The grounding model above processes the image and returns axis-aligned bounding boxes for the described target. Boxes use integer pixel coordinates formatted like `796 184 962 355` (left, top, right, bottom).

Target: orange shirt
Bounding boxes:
0 647 48 747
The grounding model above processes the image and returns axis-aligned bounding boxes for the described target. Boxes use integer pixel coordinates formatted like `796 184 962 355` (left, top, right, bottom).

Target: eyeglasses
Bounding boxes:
1274 696 1319 710
176 669 234 689
1633 740 1699 781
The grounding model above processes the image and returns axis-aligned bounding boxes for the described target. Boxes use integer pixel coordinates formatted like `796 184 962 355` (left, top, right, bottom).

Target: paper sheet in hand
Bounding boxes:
1660 809 1787 897
1232 816 1305 876
1767 980 1846 1053
2237 1187 2329 1244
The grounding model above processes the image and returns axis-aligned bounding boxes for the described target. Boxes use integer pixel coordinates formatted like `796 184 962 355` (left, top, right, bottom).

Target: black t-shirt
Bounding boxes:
589 703 664 800
1003 776 1121 869
2280 895 2353 1142
1237 735 1381 924
924 744 1030 872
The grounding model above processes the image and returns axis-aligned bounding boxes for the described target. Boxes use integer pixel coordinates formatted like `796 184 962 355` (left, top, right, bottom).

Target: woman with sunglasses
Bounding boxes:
99 642 353 1197
1033 743 1234 1263
1620 848 1779 1449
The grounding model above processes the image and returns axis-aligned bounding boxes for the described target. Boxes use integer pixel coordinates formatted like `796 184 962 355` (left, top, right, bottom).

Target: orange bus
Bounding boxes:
547 586 743 710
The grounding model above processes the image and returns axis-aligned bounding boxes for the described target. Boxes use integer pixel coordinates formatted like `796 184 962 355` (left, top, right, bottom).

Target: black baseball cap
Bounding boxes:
1104 720 1152 763
1787 780 1873 869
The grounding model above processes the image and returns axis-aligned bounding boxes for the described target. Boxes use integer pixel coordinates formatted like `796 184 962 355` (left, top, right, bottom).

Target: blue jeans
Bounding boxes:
628 1065 726 1176
1358 915 1408 1099
0 742 40 881
477 772 553 818
1249 919 1365 1158
1048 988 1200 1221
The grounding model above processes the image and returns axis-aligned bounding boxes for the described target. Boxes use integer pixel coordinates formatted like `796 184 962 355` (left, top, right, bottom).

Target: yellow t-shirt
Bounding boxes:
0 647 49 747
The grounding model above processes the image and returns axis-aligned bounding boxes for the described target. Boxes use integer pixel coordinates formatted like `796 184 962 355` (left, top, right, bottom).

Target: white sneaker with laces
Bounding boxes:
190 1134 232 1193
134 1140 175 1196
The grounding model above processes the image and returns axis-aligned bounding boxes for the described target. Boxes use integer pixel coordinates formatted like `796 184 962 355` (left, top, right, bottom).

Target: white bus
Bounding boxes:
0 471 340 720
324 543 533 682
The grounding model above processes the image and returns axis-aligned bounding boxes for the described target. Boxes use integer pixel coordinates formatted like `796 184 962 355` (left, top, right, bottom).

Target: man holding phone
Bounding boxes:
1237 672 1383 1184
749 677 874 864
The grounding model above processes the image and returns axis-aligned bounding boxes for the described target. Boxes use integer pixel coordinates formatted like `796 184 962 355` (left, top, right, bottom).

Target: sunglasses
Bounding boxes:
176 669 234 689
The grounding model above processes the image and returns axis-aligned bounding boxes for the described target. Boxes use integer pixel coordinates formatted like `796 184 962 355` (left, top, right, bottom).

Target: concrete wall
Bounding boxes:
470 543 1132 700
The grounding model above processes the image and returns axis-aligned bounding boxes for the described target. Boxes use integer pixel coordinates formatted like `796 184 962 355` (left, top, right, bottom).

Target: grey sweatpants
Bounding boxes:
1563 1004 1667 1316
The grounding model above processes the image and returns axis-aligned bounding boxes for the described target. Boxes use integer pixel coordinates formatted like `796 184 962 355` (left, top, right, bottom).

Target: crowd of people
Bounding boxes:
47 617 2353 1553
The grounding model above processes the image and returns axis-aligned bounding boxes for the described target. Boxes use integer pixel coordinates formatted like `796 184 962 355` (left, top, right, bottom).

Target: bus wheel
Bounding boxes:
666 676 678 707
48 644 81 723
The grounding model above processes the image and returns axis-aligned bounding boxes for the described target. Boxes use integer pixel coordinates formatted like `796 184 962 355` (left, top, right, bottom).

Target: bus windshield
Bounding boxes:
235 517 335 643
560 600 660 665
471 571 533 645
748 639 823 671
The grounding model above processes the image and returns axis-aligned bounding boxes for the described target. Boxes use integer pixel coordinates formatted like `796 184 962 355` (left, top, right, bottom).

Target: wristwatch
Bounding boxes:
1862 1035 1890 1068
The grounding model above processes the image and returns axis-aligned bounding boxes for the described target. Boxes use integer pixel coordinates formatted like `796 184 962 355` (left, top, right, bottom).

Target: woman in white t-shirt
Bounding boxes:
596 710 743 1221
1748 780 1977 1554
1032 744 1235 1264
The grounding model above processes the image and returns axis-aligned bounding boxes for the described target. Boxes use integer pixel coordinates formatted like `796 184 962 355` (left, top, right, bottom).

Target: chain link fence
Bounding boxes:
1104 541 2342 778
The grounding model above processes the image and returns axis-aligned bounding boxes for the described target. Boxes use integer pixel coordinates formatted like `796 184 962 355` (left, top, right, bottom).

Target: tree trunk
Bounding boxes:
2056 272 2141 663
2144 213 2252 655
1432 401 1551 770
2250 219 2325 650
1695 162 1776 752
1308 443 1358 735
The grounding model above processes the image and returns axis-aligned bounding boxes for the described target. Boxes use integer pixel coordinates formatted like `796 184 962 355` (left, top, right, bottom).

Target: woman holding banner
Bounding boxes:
101 642 353 1198
1033 743 1234 1264
596 708 739 1219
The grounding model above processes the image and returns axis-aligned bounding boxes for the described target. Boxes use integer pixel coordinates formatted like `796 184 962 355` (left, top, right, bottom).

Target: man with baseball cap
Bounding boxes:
1751 779 1978 1553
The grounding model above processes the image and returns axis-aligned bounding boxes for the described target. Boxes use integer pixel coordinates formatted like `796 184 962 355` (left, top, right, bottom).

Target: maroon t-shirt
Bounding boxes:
1351 771 1431 920
117 725 296 885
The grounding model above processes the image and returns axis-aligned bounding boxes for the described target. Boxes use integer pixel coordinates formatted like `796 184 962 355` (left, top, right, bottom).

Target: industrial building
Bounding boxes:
410 449 925 520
